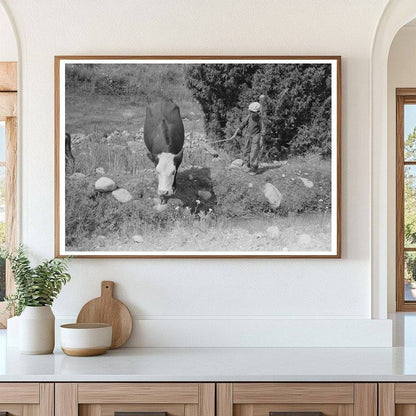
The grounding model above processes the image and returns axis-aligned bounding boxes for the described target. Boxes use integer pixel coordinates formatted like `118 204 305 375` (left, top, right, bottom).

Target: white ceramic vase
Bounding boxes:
19 306 55 354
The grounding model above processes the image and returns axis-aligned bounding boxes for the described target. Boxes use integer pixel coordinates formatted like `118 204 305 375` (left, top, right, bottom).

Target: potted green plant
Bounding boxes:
1 245 71 354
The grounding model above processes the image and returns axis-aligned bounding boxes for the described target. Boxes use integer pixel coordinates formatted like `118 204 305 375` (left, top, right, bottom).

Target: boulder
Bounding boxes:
69 172 86 180
231 159 244 168
198 190 212 201
264 183 282 208
95 167 105 175
95 177 116 192
112 188 133 203
132 235 144 244
300 177 314 188
266 226 280 239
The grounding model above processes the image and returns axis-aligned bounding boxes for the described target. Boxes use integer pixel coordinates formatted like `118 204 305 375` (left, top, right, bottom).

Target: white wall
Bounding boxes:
0 0 393 346
387 25 416 312
0 3 17 61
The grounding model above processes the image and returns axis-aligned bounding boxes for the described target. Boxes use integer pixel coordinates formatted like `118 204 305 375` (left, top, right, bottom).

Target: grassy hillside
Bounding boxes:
64 65 332 252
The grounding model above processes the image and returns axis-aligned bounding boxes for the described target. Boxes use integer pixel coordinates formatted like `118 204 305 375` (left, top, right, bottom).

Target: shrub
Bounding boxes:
186 63 332 159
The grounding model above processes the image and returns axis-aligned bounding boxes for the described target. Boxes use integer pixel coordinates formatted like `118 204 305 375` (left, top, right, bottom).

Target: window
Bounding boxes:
397 89 416 311
0 62 17 327
0 121 5 300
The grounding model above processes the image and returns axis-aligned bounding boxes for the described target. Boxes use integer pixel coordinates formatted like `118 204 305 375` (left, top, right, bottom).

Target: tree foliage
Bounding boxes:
405 128 416 248
1 245 71 315
185 64 260 141
186 63 332 159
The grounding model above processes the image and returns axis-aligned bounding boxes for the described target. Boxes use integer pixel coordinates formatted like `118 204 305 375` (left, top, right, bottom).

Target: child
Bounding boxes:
233 102 265 174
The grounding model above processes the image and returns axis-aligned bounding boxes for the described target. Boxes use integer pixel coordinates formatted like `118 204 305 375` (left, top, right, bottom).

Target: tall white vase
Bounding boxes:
19 306 55 354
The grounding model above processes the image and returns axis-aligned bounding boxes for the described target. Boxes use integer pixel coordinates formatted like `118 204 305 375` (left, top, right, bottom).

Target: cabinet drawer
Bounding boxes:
217 383 376 416
379 383 416 416
56 383 215 416
0 383 53 416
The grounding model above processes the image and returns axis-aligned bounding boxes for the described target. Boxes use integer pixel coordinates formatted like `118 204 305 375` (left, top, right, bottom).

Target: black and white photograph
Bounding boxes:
55 57 341 257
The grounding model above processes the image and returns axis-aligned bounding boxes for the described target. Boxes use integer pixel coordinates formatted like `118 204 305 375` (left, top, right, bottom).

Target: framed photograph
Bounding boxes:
55 56 341 258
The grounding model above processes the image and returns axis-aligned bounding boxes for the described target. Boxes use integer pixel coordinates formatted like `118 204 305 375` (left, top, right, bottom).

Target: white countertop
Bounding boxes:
1 328 416 382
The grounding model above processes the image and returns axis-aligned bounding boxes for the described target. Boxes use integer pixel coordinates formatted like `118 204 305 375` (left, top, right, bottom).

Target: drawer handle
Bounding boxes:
115 412 167 416
270 413 324 416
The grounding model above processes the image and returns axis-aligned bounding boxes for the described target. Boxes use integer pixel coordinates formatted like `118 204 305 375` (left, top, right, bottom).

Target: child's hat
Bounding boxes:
248 102 261 112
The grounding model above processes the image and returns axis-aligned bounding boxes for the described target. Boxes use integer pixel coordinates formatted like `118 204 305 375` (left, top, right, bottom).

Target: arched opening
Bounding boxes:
371 1 416 320
387 19 416 313
0 0 18 327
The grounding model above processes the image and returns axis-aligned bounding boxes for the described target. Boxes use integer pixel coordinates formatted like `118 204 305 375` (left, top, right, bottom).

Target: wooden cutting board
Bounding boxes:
76 281 133 349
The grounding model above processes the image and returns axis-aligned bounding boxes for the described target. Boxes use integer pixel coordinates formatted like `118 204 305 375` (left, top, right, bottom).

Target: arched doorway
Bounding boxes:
371 0 416 319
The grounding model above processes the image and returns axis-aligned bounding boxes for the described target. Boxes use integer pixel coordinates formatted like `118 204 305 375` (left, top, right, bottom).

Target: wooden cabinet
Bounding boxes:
0 381 386 416
217 383 377 416
379 383 416 416
55 383 215 416
0 383 53 416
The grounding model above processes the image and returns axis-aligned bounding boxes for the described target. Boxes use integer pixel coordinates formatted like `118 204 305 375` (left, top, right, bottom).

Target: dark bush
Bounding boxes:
186 63 332 159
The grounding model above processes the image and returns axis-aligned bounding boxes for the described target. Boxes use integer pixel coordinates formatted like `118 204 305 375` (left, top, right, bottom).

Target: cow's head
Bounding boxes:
148 150 184 203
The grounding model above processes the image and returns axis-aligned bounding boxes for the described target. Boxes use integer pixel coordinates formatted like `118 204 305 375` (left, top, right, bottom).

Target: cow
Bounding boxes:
144 99 185 204
65 133 75 174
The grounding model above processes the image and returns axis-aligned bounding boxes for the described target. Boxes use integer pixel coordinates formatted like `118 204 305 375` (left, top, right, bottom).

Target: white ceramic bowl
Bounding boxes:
60 323 112 356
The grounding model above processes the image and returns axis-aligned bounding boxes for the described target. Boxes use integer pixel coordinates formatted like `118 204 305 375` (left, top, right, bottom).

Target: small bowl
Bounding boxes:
60 323 112 356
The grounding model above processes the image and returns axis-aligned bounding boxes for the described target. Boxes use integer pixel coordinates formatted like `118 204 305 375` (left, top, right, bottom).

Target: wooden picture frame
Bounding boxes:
55 56 341 258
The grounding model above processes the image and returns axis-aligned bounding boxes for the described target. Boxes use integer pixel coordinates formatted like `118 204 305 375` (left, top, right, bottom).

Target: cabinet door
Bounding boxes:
217 383 377 416
379 383 416 416
0 383 53 416
56 383 215 416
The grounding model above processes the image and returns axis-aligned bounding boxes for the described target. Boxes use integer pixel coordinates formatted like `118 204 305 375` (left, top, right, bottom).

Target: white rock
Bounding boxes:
95 167 105 175
112 188 132 203
231 158 244 167
69 172 86 180
300 177 314 188
264 183 282 208
132 235 144 244
298 234 312 245
95 177 116 192
266 226 280 239
198 190 212 200
188 174 194 181
248 183 253 188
